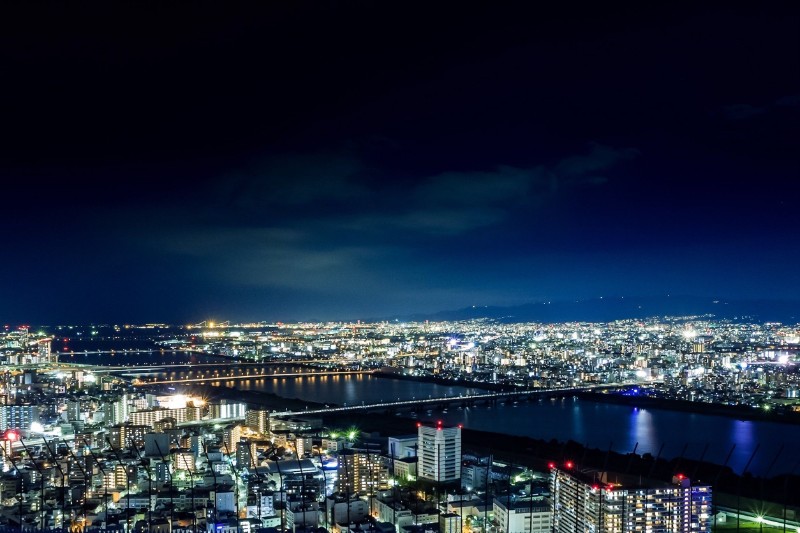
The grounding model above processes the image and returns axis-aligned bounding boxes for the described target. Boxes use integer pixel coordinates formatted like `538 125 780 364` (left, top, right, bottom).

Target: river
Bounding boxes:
60 351 800 476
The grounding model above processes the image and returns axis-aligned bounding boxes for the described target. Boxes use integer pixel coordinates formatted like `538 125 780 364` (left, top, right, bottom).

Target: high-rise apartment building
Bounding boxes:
246 409 270 435
128 406 201 426
0 433 15 471
236 440 258 469
550 466 712 533
338 445 388 495
222 424 243 455
36 338 53 363
107 424 150 449
209 400 247 420
67 400 82 422
417 422 461 482
174 451 196 472
0 404 39 432
105 394 130 425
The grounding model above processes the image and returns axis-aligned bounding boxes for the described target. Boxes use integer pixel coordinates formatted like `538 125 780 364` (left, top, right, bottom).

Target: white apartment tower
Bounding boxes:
417 421 461 482
550 465 712 533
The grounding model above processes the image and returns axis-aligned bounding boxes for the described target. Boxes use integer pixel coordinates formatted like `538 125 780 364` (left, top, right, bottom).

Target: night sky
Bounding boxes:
1 3 798 324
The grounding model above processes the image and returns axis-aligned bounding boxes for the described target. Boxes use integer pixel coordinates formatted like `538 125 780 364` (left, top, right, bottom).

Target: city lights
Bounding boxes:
0 317 795 533
0 2 794 532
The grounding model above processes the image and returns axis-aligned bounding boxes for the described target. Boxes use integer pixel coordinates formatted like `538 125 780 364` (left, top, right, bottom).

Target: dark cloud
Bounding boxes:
333 144 636 236
129 144 636 305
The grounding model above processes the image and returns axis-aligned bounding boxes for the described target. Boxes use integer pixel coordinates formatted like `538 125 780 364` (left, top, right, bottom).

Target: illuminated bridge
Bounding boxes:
269 384 611 417
43 360 356 374
58 349 197 356
132 369 375 385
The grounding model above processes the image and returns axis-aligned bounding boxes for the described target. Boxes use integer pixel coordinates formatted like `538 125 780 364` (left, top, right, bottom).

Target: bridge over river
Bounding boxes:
269 384 612 417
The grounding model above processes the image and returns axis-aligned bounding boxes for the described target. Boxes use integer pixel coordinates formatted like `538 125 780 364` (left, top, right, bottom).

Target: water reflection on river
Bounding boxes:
437 396 798 476
63 351 799 476
191 371 798 476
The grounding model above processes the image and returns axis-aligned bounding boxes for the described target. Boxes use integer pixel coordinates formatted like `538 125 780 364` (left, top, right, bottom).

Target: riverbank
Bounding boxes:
322 410 800 506
148 382 331 412
372 369 511 392
371 370 800 426
372 369 800 427
578 391 800 425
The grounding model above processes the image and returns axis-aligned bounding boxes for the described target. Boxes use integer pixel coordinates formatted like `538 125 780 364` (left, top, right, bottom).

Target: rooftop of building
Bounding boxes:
551 464 708 491
493 496 550 512
447 499 489 510
265 458 318 474
416 421 461 430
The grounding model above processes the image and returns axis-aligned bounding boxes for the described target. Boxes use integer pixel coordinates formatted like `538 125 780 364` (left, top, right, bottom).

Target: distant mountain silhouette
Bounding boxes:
391 296 800 324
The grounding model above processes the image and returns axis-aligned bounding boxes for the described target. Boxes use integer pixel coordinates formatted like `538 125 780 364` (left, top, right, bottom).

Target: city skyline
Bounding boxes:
1 292 800 532
2 3 798 324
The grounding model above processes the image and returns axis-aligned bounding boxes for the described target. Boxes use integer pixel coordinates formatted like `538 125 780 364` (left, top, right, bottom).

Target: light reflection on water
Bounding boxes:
631 407 657 453
449 398 796 476
228 375 800 475
78 348 800 477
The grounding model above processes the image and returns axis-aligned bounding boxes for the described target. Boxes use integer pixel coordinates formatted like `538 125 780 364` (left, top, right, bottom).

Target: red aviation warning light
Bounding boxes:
565 461 574 469
547 462 556 469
